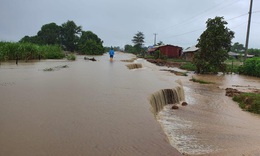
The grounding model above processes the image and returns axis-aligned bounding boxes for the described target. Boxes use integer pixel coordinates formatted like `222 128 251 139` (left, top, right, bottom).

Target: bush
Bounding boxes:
154 50 167 60
180 62 196 71
41 45 65 59
238 57 260 77
66 54 76 60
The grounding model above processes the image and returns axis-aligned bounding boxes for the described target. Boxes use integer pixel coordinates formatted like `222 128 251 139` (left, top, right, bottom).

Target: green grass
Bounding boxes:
43 65 68 71
233 92 260 114
190 76 214 84
167 58 188 62
180 62 196 71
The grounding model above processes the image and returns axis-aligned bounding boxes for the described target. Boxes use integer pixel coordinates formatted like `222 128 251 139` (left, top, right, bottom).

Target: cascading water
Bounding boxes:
149 83 185 114
126 63 142 69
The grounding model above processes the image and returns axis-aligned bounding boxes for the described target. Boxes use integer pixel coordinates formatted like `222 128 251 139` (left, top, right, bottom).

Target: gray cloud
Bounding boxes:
1 0 259 48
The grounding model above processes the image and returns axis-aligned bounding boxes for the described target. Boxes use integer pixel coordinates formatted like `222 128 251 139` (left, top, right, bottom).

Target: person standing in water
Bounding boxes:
109 47 114 61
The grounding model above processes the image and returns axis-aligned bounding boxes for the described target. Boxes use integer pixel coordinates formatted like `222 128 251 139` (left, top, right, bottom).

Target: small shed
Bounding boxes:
149 44 182 58
182 45 199 61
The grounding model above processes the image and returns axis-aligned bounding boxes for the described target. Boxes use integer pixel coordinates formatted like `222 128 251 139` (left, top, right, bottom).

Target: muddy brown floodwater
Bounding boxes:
1 52 260 156
0 53 182 156
157 69 260 155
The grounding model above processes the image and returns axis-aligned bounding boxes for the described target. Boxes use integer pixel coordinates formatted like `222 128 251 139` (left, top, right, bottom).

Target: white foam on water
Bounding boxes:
157 105 220 155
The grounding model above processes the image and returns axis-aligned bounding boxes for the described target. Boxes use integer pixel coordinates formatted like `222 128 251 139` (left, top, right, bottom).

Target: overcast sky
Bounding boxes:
1 0 260 49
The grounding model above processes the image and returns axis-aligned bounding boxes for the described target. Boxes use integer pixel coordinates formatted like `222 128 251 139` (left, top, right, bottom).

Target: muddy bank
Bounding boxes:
146 59 183 68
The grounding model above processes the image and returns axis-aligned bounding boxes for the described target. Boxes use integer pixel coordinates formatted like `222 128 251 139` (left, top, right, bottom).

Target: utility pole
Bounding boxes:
244 0 253 62
153 33 157 46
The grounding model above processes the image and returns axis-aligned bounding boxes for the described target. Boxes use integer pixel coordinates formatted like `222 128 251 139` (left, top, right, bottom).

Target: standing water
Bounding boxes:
0 53 182 156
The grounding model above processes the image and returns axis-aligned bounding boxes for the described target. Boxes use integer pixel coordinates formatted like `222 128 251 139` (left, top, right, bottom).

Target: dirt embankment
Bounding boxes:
146 59 183 68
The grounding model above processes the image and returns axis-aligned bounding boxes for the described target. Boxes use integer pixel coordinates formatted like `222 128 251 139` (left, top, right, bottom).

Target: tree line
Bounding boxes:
19 20 104 55
231 42 260 57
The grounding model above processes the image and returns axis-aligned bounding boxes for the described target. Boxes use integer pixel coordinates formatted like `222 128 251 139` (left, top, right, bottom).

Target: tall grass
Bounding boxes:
233 93 260 114
0 42 65 63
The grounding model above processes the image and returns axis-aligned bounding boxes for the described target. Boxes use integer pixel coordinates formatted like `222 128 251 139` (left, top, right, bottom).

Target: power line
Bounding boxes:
230 21 248 29
252 10 260 13
226 13 248 21
157 0 230 33
166 28 204 38
157 0 242 33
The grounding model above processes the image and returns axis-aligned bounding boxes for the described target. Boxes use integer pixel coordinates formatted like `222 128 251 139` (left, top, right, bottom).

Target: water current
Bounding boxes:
1 52 260 156
0 53 182 156
157 70 260 155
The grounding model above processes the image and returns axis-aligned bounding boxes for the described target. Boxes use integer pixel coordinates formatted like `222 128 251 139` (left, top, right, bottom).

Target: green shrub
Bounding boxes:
154 50 167 60
66 54 76 60
40 45 65 59
190 76 214 84
238 57 260 77
180 62 196 71
226 64 239 73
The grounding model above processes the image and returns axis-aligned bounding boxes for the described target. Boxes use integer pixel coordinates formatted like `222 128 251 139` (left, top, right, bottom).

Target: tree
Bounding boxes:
19 35 41 44
124 44 135 53
247 48 260 57
78 31 104 55
156 41 164 46
37 22 61 45
132 31 145 55
61 20 82 52
231 42 245 53
194 16 235 74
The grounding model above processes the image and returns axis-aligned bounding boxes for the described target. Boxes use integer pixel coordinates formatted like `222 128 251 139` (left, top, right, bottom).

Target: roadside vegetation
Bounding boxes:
190 76 214 84
0 20 105 64
238 57 260 77
233 92 260 114
20 20 104 55
0 42 64 64
66 53 76 61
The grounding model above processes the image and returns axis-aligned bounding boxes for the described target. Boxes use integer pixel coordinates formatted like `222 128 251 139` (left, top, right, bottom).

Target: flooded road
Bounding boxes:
157 71 260 155
0 53 182 156
1 52 260 156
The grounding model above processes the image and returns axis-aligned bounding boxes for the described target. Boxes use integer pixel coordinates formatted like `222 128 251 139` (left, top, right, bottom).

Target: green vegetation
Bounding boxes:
180 62 196 71
233 93 260 114
66 54 76 60
43 65 68 72
161 69 188 76
194 16 234 74
0 42 65 64
124 44 136 53
238 57 260 77
19 20 104 55
190 77 214 84
154 50 167 60
132 31 145 56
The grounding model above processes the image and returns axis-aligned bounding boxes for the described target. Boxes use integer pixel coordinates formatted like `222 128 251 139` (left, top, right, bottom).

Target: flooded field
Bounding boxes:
1 52 260 156
0 53 182 156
